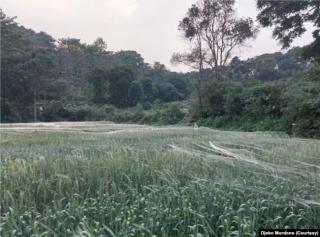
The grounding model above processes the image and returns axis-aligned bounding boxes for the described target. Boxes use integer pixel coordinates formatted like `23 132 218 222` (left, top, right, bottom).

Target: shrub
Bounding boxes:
160 102 186 124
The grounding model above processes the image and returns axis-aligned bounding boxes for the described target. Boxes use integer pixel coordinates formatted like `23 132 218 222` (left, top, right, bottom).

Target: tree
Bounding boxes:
282 65 320 138
90 68 109 104
140 77 155 102
25 48 55 121
228 56 253 81
256 0 320 62
128 81 143 107
1 9 192 122
93 37 107 51
171 3 207 112
161 102 186 124
56 38 87 78
153 61 166 71
108 67 136 108
172 0 258 79
1 9 56 122
172 0 257 117
157 83 181 102
112 51 145 78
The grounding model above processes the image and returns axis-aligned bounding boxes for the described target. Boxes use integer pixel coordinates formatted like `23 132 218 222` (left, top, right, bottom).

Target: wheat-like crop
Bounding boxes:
0 122 319 236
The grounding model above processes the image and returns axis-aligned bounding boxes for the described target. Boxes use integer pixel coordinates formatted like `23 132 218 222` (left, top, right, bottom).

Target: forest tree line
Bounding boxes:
1 0 319 138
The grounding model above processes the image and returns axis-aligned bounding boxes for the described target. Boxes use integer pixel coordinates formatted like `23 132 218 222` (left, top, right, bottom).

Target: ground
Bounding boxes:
0 122 319 236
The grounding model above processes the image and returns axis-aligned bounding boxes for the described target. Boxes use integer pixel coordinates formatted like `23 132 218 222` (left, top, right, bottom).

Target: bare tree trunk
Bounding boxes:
197 36 206 116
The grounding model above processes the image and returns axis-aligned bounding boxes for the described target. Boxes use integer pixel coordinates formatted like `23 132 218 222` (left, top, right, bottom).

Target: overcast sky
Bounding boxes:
1 0 314 72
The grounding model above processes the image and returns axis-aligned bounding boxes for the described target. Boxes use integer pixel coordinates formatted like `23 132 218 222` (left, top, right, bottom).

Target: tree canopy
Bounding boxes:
257 0 320 62
172 0 258 79
1 7 318 137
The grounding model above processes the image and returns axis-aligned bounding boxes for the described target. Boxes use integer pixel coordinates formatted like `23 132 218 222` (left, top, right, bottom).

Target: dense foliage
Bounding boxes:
191 65 320 138
0 9 191 123
257 0 320 62
172 0 319 138
1 8 319 138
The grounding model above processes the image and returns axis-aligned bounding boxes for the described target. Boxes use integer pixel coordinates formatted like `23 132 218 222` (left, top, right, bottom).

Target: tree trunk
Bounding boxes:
197 60 204 116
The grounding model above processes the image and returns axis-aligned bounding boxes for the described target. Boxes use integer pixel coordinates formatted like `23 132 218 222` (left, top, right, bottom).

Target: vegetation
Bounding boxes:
171 0 319 138
1 123 319 236
257 0 320 62
1 6 319 137
171 0 258 78
0 9 191 123
1 0 320 235
2 0 320 137
171 0 258 115
192 64 320 138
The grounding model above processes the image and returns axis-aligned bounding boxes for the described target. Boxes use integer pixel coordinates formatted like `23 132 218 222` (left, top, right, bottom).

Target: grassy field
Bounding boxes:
0 122 319 236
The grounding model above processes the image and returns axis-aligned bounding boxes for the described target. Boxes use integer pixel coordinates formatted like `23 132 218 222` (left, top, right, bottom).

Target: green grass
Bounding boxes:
0 122 319 236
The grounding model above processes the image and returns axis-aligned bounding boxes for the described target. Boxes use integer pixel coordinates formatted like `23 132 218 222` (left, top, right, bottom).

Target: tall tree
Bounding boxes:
172 0 257 79
256 0 320 62
93 37 107 51
171 3 207 112
172 0 257 116
1 9 55 122
140 77 155 102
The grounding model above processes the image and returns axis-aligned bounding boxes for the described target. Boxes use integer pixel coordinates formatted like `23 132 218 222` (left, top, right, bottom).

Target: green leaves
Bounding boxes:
1 124 319 235
256 0 320 61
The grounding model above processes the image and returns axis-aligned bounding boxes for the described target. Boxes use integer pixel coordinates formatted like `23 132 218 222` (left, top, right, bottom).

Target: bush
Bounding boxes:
142 110 161 124
160 102 186 124
281 65 320 138
0 99 22 122
42 102 72 121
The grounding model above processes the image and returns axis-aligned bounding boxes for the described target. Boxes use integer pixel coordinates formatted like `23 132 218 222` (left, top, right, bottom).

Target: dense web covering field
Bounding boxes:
1 122 319 236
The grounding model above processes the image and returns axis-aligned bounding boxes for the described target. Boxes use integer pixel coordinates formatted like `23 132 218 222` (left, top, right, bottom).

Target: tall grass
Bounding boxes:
1 123 319 236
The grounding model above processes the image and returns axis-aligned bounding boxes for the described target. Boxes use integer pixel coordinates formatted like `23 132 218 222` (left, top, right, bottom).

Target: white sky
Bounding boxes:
1 0 314 72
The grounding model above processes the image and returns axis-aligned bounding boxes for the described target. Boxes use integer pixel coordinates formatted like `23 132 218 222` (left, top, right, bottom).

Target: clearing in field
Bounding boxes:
0 122 319 236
